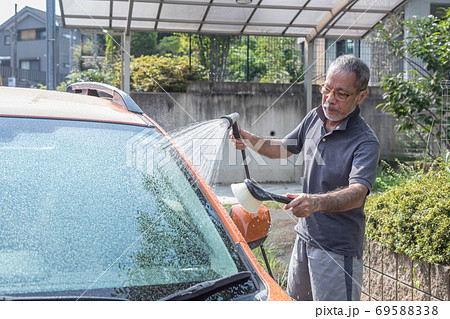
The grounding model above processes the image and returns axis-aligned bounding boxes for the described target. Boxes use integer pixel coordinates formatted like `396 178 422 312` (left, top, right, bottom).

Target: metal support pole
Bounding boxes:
46 0 56 90
94 33 98 66
69 30 73 72
123 32 131 94
305 39 314 112
246 35 250 82
189 34 192 72
11 4 17 81
120 35 124 91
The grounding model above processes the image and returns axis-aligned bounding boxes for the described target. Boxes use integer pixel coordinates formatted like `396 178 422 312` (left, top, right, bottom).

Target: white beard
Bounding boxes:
323 103 357 122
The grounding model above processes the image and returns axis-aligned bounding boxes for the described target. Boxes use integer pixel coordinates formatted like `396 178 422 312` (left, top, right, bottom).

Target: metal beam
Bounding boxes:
306 0 358 42
282 0 310 36
304 39 314 112
109 0 114 29
198 0 214 33
125 0 135 36
123 32 131 94
240 0 263 34
60 0 407 39
46 0 56 90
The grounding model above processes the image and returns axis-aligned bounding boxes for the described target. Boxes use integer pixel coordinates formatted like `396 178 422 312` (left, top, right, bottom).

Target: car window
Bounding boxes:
0 117 246 300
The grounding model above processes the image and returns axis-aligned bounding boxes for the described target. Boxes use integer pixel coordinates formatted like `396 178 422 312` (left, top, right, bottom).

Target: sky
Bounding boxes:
0 0 61 25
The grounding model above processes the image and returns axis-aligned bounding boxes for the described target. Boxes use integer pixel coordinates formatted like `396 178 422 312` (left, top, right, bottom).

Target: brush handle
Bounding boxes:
267 193 293 204
232 122 251 180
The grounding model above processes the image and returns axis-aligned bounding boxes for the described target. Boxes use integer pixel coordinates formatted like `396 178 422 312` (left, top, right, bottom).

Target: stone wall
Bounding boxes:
362 240 450 301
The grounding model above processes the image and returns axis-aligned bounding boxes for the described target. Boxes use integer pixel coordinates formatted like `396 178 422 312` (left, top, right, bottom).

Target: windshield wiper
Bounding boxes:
160 271 252 301
0 295 127 301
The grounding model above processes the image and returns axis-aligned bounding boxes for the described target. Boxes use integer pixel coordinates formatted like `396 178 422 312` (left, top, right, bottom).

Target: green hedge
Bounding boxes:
365 161 450 264
113 54 207 92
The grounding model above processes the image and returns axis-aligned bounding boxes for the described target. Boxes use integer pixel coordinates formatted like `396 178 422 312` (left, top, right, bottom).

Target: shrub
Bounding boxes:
65 68 115 85
56 69 115 92
365 161 450 264
372 160 418 192
113 54 207 92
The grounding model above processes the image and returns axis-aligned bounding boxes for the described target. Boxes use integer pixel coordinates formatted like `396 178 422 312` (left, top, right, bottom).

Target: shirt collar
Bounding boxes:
316 105 360 131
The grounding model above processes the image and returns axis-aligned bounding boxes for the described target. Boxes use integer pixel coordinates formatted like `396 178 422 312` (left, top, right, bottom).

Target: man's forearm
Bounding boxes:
246 134 291 159
285 183 369 218
315 183 368 213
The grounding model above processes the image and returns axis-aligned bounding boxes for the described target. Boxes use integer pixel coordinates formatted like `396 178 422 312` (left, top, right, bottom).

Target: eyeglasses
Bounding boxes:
318 83 362 101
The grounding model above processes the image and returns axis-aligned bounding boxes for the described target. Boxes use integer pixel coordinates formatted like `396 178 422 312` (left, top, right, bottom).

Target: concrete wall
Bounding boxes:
131 81 403 184
363 240 450 301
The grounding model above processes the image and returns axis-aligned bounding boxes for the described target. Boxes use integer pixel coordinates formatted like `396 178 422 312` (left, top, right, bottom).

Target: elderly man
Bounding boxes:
231 55 380 301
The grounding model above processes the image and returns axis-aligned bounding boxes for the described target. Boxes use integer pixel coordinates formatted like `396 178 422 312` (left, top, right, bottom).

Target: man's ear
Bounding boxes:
357 90 368 105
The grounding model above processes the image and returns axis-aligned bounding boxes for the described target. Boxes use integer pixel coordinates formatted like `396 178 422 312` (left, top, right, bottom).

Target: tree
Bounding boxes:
131 32 158 57
159 35 182 55
72 38 94 71
105 32 121 73
195 34 236 82
227 36 303 83
178 34 303 83
375 9 450 159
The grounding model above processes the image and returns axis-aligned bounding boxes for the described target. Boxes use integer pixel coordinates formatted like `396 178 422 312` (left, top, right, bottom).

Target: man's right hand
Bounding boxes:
229 128 252 150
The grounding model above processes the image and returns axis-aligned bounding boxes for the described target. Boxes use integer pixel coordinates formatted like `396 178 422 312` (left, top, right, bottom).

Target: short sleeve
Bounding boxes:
349 140 380 194
281 108 319 154
282 123 303 154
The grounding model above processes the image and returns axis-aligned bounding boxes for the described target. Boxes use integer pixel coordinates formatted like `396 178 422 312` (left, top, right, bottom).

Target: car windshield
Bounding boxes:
0 117 253 300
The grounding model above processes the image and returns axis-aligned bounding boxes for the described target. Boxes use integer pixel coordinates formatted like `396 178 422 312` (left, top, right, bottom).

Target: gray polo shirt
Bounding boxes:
282 105 380 258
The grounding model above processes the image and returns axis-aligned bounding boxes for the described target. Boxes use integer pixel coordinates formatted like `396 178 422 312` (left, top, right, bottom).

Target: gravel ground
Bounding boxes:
266 209 298 268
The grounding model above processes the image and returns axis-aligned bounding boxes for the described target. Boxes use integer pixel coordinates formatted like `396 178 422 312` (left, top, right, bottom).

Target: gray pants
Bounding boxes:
286 236 363 301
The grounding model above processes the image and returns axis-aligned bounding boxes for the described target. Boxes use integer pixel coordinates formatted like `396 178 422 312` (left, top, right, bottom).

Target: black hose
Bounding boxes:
232 122 251 180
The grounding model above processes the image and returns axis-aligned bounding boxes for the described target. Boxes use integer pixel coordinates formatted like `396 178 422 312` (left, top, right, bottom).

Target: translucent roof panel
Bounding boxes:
244 26 289 35
293 10 330 25
352 0 406 11
205 6 253 23
157 22 201 32
60 0 110 17
324 28 368 39
259 0 309 6
112 1 129 18
250 8 298 24
308 0 342 10
284 27 315 36
64 17 110 29
201 24 245 34
60 0 410 39
112 19 127 29
130 20 156 30
132 3 160 20
159 4 207 20
332 12 385 28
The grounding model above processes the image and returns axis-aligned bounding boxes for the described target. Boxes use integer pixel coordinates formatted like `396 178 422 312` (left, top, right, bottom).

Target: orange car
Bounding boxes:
0 83 290 301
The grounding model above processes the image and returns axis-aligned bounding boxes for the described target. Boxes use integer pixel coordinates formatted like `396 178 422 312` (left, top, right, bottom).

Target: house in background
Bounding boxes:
0 6 81 87
308 0 450 86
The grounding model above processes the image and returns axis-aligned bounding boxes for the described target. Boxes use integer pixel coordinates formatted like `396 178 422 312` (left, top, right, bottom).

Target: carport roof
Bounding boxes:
59 0 409 41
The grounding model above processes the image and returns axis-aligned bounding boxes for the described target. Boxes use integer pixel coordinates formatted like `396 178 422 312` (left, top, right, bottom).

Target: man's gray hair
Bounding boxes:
327 55 370 91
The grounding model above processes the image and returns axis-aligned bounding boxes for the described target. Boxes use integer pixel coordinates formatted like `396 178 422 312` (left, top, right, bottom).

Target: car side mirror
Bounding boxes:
229 204 271 250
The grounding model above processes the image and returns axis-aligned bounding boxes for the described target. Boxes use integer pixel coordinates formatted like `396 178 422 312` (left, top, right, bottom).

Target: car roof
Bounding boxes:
0 87 148 126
